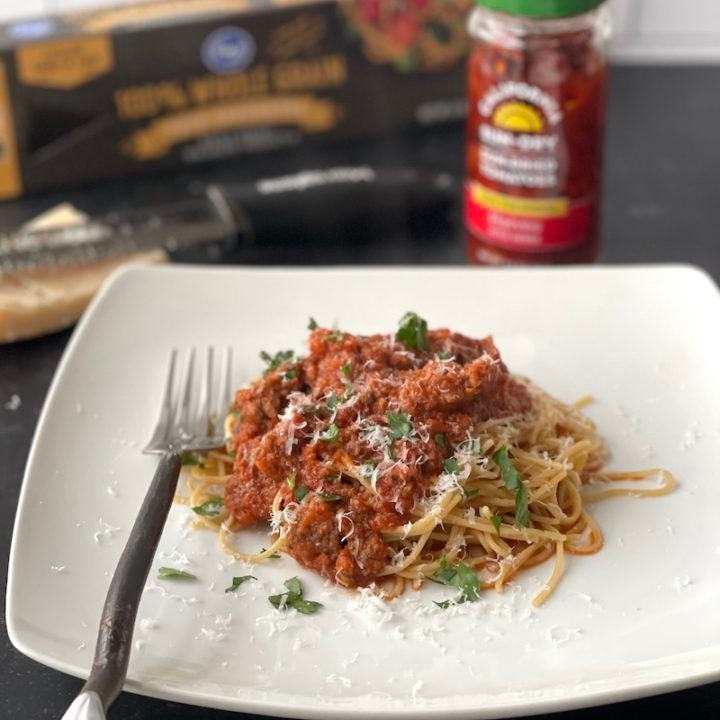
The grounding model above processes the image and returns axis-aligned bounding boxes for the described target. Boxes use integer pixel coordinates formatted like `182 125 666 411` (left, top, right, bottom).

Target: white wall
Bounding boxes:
610 0 720 63
1 0 719 63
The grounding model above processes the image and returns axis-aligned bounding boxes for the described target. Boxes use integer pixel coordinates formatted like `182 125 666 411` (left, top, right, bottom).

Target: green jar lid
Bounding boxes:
475 0 605 18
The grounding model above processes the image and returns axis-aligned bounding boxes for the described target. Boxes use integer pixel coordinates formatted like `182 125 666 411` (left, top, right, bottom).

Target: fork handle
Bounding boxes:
62 451 183 720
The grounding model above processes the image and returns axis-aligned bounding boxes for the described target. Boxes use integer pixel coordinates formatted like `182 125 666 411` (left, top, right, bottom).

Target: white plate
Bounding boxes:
7 265 720 719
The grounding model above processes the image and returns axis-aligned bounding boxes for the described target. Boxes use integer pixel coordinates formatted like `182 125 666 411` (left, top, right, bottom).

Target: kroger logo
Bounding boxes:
201 27 256 75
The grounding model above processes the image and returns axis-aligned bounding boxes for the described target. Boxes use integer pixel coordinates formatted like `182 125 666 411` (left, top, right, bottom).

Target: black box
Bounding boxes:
0 0 471 200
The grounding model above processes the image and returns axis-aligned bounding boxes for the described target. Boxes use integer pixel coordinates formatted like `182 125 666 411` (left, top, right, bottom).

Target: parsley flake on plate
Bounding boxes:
431 557 480 608
158 567 196 580
191 496 223 518
225 575 256 593
268 577 323 615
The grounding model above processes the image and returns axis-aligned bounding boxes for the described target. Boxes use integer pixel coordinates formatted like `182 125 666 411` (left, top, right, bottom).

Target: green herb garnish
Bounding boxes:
320 422 340 443
225 575 256 593
434 433 447 449
341 363 352 378
437 350 453 361
192 496 223 518
396 311 429 352
491 514 502 534
283 366 298 381
387 411 413 439
295 486 309 503
317 492 343 502
158 567 196 580
260 349 294 373
181 452 202 466
442 457 460 475
326 391 340 411
493 446 530 527
286 471 297 489
432 557 480 607
308 317 318 330
463 487 480 499
268 577 323 615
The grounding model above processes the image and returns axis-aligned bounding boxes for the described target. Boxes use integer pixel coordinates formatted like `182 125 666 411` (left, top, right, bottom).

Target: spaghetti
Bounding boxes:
180 315 674 607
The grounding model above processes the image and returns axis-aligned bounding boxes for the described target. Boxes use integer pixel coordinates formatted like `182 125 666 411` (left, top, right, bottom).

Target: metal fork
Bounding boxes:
62 347 233 720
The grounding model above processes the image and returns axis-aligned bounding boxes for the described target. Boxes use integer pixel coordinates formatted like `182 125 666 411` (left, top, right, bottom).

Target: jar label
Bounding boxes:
465 181 593 251
476 81 564 190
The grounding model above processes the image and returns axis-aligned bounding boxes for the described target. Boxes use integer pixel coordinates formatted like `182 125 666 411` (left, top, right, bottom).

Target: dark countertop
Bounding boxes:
2 66 719 719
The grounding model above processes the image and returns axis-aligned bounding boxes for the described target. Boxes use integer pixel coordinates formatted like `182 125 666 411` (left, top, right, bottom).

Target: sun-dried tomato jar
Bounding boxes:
465 0 609 264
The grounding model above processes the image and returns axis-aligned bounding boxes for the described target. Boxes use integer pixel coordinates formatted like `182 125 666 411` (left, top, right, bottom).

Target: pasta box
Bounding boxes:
0 0 472 200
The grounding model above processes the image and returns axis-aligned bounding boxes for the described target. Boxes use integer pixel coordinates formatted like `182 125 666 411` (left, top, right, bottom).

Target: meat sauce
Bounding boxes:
225 325 531 587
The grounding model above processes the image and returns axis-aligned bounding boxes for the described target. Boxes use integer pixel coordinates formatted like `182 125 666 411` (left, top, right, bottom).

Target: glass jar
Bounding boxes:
464 0 610 265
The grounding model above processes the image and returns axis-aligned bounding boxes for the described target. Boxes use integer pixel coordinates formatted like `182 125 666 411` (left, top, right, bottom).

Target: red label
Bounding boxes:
464 185 593 252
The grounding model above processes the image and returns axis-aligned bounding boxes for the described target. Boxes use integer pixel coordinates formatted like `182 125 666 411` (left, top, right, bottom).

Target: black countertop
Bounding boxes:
2 66 719 720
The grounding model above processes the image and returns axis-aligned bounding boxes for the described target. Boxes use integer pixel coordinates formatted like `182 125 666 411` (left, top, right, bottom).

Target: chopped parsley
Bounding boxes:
431 557 480 608
317 492 343 502
294 486 309 503
341 363 352 378
192 496 224 518
493 446 531 527
437 350 453 361
326 391 340 411
308 317 318 330
286 471 297 489
491 514 503 534
396 311 429 352
225 575 256 593
387 411 413 439
158 567 196 580
442 457 460 475
320 422 340 443
260 349 294 373
181 452 202 467
327 328 344 342
463 487 480 499
434 433 447 449
268 577 323 615
283 366 298 381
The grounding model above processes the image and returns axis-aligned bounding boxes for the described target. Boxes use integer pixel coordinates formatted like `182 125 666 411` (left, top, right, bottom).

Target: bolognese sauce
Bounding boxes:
225 315 530 588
